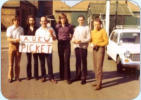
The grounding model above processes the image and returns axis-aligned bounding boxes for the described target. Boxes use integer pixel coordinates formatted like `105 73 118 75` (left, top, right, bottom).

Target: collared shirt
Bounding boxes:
55 24 73 40
91 28 109 46
72 25 91 49
6 25 24 39
35 26 56 38
24 25 38 36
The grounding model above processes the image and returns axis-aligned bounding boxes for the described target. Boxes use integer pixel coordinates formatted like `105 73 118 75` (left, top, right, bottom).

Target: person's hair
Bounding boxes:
59 13 69 25
12 16 20 23
27 15 36 25
40 16 48 22
57 16 61 24
93 17 102 25
78 15 85 20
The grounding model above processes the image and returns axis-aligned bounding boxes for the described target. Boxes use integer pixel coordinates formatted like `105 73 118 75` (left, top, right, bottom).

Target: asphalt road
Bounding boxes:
1 32 140 100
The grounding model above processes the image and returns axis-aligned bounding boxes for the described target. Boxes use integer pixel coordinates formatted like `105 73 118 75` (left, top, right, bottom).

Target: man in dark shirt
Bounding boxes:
24 15 39 80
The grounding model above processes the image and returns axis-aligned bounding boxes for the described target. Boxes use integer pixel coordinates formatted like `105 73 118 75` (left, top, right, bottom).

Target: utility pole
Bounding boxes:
105 0 110 36
115 0 118 28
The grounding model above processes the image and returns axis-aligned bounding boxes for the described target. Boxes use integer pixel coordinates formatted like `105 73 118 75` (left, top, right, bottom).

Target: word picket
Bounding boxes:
19 36 53 53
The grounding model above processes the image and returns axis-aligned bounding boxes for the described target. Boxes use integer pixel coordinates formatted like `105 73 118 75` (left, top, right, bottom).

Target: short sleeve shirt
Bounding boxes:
35 26 56 38
6 25 24 39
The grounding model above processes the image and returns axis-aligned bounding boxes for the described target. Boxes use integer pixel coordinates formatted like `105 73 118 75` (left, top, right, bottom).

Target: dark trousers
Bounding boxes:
39 53 54 79
26 53 38 78
58 40 71 81
75 48 87 81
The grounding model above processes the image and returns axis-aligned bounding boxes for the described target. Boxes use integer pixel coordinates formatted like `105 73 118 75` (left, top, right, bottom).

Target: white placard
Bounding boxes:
19 36 53 53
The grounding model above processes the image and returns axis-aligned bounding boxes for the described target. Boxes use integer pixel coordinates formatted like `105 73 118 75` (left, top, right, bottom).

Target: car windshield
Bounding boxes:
120 32 140 44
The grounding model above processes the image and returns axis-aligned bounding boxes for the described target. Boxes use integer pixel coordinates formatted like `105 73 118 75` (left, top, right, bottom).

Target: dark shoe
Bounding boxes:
81 80 86 85
18 79 22 82
8 79 13 83
60 77 64 81
67 80 72 84
41 78 46 82
15 78 21 82
27 77 31 80
73 77 81 82
95 86 102 90
35 77 39 80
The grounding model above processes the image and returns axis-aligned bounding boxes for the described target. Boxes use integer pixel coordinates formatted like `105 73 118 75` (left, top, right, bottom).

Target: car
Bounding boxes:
107 25 140 72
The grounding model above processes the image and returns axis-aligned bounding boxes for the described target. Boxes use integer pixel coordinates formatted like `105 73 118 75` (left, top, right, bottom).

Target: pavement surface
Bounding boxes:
1 31 140 100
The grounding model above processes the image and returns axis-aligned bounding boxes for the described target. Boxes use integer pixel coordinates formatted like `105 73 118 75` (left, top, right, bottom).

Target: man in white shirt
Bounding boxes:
35 16 56 83
6 16 24 83
72 15 91 85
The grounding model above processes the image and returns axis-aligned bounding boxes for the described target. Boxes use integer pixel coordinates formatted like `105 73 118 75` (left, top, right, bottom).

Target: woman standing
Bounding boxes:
91 18 108 90
24 15 38 80
56 13 74 84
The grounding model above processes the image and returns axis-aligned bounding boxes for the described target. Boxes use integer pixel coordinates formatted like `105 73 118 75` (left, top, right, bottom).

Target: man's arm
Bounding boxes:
7 37 19 43
49 28 56 40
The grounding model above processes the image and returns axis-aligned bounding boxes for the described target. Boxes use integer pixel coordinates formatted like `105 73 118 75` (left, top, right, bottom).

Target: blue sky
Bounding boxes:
61 0 82 7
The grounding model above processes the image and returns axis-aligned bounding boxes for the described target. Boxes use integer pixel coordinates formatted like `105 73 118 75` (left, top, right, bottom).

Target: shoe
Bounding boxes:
67 80 72 84
49 79 57 84
35 77 39 80
95 86 102 90
27 77 31 80
41 78 46 82
8 79 13 83
81 80 86 85
73 77 81 82
15 78 21 82
92 83 97 87
60 77 64 81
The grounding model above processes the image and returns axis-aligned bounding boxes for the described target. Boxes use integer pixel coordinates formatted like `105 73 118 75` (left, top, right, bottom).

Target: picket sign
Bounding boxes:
19 36 53 54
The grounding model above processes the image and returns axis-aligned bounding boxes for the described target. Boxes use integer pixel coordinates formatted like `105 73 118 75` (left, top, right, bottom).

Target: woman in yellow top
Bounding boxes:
91 18 108 90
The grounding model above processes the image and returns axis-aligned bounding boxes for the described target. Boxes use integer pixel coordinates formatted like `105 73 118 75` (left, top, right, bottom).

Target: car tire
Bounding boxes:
116 56 123 73
108 55 112 60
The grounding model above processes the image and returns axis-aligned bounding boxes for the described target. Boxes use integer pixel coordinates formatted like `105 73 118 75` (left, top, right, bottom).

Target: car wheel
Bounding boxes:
108 55 112 60
116 56 123 73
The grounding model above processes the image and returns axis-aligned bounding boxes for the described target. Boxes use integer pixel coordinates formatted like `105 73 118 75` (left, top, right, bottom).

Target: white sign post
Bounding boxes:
19 36 53 54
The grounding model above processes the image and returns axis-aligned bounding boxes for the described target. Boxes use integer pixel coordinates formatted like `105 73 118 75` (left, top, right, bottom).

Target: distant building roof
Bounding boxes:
88 3 133 15
127 1 140 12
2 1 20 8
55 9 87 12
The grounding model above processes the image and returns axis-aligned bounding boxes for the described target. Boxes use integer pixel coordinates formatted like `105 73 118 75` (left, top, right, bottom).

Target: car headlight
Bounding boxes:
124 51 130 58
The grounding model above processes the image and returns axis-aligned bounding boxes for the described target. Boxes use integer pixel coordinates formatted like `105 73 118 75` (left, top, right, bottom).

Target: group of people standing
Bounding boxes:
6 13 108 90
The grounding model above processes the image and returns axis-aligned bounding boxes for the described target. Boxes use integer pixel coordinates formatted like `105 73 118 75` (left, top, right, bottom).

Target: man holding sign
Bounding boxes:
35 16 57 83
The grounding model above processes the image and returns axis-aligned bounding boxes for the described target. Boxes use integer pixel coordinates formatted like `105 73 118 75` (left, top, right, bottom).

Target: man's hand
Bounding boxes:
90 43 94 48
8 37 20 43
74 40 81 44
15 39 20 43
49 29 56 40
93 45 99 51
